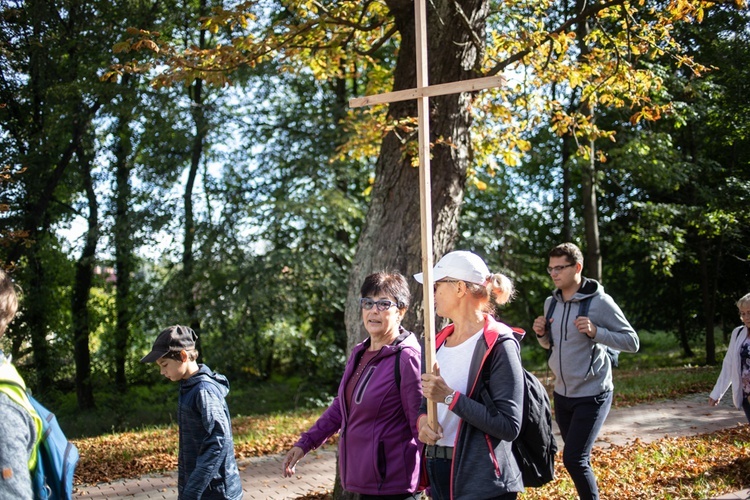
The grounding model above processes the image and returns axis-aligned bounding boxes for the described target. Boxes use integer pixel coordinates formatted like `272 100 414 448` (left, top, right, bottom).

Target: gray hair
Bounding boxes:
736 293 750 309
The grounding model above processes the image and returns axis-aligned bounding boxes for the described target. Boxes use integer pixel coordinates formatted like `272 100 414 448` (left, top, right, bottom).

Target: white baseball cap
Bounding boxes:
413 250 491 285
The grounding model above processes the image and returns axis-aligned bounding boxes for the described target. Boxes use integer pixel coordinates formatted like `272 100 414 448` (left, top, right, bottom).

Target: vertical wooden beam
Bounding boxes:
414 0 438 430
348 0 507 433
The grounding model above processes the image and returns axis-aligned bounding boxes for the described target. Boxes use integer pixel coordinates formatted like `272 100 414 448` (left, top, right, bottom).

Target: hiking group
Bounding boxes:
283 243 641 500
2 242 748 499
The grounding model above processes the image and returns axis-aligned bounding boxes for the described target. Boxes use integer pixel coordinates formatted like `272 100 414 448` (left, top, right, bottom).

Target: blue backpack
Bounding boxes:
0 381 79 500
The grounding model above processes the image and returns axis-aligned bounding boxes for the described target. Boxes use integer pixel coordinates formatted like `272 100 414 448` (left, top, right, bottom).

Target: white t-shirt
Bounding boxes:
435 328 483 447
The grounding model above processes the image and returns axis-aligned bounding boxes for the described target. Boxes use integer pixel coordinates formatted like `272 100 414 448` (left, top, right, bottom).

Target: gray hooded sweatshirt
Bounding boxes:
536 278 639 398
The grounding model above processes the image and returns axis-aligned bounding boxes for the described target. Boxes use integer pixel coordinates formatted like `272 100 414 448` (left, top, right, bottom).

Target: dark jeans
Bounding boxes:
554 390 613 500
425 457 517 500
425 457 451 500
742 395 750 424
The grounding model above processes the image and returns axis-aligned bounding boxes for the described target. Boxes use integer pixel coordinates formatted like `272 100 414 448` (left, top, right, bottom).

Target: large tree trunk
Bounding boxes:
699 241 718 365
113 76 136 393
345 0 488 348
676 284 694 358
561 134 573 243
337 1 489 498
554 80 574 243
72 142 98 410
26 246 53 389
184 0 208 338
3 0 101 391
576 0 602 281
581 141 601 281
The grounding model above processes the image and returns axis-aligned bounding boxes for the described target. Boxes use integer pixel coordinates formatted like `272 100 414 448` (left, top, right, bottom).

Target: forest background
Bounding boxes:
1 0 750 454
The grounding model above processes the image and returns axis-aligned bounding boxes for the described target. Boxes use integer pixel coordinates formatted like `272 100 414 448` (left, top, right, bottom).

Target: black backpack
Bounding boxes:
479 336 557 488
544 297 620 368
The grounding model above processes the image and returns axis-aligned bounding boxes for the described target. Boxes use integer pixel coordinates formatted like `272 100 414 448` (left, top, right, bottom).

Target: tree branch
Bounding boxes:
486 0 627 76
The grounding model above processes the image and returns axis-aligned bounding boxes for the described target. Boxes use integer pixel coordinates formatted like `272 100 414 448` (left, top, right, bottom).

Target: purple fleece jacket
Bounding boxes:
294 328 423 495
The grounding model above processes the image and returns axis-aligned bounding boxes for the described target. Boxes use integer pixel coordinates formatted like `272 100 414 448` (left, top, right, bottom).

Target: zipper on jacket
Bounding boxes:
558 302 572 394
484 434 502 479
584 344 597 380
353 365 377 404
451 335 501 498
377 440 387 487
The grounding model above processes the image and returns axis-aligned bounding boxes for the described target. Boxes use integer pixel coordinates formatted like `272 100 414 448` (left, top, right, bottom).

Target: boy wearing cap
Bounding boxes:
141 325 243 499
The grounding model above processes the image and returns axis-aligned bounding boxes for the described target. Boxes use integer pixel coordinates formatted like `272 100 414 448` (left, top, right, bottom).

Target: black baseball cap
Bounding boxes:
140 325 197 363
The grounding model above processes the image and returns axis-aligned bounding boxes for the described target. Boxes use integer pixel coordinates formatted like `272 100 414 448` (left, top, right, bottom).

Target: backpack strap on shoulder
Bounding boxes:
544 299 557 322
0 380 43 469
544 300 557 349
576 296 620 368
477 334 517 416
391 327 413 389
575 296 592 318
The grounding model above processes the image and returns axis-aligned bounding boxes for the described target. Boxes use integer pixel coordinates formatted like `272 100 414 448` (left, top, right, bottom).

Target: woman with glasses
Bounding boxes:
282 272 423 500
415 250 525 500
709 292 750 423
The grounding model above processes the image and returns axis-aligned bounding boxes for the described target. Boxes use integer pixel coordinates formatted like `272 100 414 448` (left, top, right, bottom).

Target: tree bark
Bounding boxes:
72 141 98 410
575 0 602 281
562 134 573 243
699 241 718 365
26 246 53 389
555 80 575 243
113 75 136 393
184 0 208 339
676 285 694 358
581 146 601 280
345 0 488 350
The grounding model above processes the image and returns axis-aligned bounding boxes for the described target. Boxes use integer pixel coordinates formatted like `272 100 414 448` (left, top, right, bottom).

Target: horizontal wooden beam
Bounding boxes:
349 74 507 108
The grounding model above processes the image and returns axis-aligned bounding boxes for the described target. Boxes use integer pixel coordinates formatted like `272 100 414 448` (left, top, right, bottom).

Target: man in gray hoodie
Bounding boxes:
533 242 639 500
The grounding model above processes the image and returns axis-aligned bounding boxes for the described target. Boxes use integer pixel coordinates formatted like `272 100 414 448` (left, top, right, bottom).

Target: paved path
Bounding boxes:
74 394 749 499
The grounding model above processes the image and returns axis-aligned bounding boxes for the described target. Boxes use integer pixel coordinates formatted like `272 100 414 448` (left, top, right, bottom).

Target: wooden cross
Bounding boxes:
349 0 505 430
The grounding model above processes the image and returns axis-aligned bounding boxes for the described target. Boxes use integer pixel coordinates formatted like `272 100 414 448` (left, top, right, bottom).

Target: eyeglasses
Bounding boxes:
359 298 399 311
546 263 575 275
433 279 460 292
739 310 750 318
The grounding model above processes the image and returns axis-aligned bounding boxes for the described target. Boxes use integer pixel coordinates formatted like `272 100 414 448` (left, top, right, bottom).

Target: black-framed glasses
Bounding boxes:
359 298 398 311
433 279 460 292
546 263 575 275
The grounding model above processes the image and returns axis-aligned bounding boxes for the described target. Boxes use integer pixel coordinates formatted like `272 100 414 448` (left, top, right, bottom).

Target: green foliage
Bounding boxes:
461 4 750 357
2 0 750 411
55 327 726 440
55 375 335 439
34 378 178 438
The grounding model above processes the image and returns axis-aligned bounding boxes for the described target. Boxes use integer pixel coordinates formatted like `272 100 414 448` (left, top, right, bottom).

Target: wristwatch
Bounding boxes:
444 391 456 405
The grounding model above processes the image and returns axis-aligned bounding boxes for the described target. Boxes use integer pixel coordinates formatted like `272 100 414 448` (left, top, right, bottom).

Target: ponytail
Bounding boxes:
487 273 515 306
465 272 515 313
